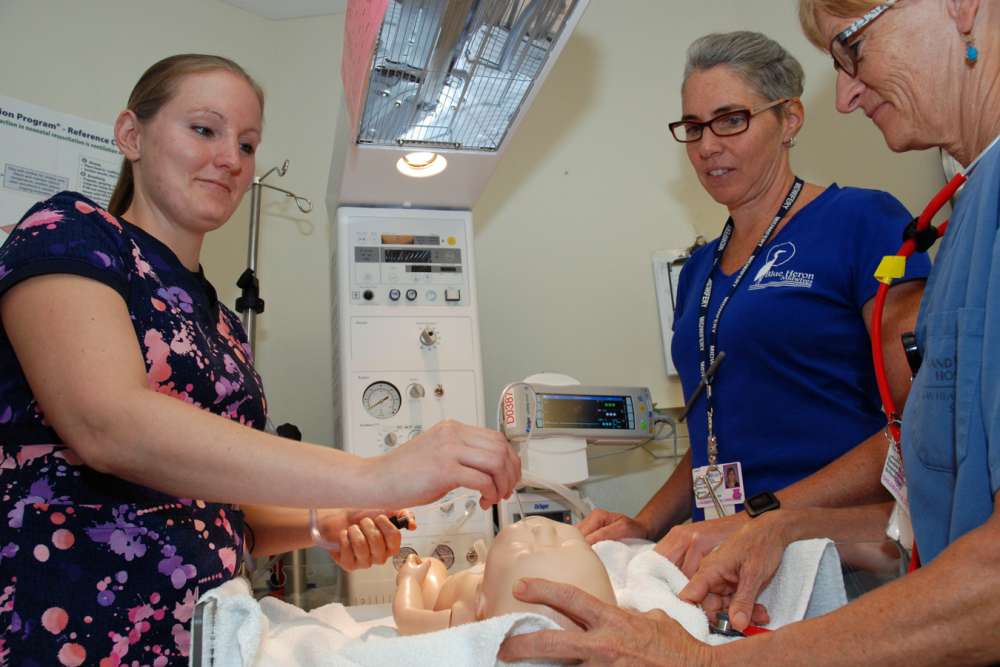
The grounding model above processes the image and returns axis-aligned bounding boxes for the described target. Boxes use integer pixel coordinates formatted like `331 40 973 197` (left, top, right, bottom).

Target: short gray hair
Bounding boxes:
683 31 805 104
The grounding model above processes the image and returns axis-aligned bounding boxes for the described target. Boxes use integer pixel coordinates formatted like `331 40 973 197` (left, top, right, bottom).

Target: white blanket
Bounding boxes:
195 538 846 666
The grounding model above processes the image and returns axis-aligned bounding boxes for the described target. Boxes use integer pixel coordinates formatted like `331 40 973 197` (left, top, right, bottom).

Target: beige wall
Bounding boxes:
0 1 943 518
0 0 342 447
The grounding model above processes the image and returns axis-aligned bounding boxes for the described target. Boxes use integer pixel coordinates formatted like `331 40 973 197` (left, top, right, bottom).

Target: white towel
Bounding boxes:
594 541 711 642
194 538 846 665
593 538 847 645
194 581 560 667
336 613 560 667
195 577 268 666
754 538 848 626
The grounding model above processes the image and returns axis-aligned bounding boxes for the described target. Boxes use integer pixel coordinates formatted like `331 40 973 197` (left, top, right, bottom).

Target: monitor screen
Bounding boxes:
538 394 633 430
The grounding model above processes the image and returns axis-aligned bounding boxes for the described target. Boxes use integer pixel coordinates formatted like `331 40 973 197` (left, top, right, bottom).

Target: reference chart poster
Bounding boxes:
0 95 121 243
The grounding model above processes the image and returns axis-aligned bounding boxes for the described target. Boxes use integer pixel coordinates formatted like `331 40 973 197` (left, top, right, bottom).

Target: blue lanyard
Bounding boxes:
696 177 804 465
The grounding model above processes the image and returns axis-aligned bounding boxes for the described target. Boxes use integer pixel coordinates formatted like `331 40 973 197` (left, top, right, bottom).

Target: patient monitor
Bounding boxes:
500 382 655 446
393 516 616 635
497 374 655 527
500 374 654 487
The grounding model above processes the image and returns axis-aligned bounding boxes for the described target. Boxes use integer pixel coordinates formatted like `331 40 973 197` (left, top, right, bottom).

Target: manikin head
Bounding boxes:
476 516 616 629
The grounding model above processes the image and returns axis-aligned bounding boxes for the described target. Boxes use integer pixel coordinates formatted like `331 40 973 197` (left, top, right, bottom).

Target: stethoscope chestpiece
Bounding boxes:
709 611 745 637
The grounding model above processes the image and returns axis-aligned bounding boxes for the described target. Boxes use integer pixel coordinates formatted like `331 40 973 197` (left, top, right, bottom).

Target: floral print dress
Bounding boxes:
0 192 267 666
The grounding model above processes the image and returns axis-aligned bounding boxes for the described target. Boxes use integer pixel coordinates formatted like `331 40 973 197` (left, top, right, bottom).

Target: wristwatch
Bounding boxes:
745 491 781 518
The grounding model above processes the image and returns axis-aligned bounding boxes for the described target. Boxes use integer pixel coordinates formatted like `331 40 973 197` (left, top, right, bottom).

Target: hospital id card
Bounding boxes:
880 441 908 511
692 462 745 518
881 441 914 549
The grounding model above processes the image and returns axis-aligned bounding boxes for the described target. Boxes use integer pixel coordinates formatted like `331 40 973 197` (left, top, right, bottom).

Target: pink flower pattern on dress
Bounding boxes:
0 192 266 666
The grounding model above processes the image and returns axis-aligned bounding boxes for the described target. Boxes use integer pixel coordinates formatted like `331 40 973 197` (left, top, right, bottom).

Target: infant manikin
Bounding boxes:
393 516 615 635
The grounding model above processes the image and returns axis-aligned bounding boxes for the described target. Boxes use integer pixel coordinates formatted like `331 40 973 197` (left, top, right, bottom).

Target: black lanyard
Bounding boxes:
696 177 804 466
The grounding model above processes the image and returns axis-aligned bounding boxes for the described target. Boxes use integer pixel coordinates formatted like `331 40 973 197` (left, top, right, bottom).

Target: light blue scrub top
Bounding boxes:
902 141 1000 563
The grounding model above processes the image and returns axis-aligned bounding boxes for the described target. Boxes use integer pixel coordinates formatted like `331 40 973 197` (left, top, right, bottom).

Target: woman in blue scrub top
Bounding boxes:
579 31 929 569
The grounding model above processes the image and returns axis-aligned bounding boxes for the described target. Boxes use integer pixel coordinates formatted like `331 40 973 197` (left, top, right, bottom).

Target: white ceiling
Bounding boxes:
220 0 348 20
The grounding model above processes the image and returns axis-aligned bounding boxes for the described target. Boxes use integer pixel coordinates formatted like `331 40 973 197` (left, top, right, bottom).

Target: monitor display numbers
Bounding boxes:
538 394 633 430
383 248 432 263
382 248 462 264
380 234 440 245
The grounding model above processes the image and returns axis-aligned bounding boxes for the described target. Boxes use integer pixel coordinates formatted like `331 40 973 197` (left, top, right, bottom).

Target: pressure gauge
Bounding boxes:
362 381 401 419
431 544 455 569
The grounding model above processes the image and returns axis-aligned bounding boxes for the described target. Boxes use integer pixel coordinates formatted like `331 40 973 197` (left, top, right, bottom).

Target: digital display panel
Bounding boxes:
384 248 431 263
382 248 462 264
538 394 633 430
381 234 440 245
354 246 380 262
406 266 463 273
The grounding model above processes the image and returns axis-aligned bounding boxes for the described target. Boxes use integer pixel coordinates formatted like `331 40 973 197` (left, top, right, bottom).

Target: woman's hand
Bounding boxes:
678 512 790 632
577 508 651 544
317 508 414 571
377 420 520 510
498 578 713 666
655 512 748 576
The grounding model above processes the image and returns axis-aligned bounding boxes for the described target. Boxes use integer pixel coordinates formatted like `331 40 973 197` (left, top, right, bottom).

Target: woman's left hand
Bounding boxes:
498 578 713 666
317 509 415 571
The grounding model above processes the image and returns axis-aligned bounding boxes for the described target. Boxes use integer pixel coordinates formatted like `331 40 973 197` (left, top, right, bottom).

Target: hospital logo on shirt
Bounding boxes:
748 242 814 291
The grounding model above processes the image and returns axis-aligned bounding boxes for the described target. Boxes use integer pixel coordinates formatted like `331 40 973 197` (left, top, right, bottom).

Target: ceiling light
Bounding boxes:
396 152 447 178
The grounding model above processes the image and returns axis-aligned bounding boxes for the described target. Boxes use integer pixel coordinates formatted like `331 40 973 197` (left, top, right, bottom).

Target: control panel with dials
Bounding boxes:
333 207 489 605
348 225 471 307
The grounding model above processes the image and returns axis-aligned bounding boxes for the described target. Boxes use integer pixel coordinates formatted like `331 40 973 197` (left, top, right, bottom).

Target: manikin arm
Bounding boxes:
393 555 453 635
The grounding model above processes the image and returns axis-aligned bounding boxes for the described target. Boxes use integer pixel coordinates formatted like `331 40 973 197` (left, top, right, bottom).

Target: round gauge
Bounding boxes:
431 544 455 569
392 546 418 570
362 381 401 419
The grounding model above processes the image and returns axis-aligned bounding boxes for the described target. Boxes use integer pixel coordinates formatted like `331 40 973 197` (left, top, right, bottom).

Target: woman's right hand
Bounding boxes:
377 419 520 510
655 512 748 576
577 508 650 545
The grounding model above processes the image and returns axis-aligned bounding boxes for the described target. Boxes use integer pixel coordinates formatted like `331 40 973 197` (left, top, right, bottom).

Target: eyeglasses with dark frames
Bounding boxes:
668 98 793 144
829 0 899 78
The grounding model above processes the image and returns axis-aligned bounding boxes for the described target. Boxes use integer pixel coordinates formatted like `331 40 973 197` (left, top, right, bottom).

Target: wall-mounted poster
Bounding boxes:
0 95 121 243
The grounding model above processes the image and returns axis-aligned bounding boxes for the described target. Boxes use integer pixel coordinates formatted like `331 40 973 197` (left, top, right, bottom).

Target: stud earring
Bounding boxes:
964 32 979 64
784 136 797 148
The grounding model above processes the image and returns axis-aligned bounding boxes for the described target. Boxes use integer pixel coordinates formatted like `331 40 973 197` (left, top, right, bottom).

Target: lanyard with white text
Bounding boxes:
697 177 804 465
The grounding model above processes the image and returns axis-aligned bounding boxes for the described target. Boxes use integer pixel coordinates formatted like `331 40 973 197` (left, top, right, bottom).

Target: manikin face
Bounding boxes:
127 69 262 235
477 516 616 629
816 2 952 153
681 66 794 211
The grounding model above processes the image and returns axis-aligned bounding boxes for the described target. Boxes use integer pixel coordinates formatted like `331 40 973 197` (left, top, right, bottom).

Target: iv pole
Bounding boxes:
235 160 313 607
237 159 313 347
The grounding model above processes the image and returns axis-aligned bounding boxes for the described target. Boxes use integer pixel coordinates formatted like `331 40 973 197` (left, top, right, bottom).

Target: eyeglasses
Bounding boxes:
668 98 792 143
830 0 899 77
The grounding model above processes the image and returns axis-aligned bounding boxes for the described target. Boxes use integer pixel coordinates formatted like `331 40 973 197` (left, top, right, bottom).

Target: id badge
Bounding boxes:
881 443 913 549
880 442 908 512
693 462 745 517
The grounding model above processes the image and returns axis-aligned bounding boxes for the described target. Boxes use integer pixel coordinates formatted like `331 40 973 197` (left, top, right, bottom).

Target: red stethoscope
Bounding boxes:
869 169 967 571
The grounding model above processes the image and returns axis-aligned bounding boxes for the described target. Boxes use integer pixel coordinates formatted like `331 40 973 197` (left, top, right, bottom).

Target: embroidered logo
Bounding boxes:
748 242 814 290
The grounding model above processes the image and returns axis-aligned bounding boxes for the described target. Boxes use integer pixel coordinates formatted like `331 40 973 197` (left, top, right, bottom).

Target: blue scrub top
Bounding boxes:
903 142 1000 563
673 185 931 518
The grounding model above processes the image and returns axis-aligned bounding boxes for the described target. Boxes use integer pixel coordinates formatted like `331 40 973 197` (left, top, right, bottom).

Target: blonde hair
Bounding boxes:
108 54 265 216
798 0 883 49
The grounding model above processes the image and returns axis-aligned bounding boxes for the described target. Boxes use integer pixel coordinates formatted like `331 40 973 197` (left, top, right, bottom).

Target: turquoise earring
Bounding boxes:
965 33 979 64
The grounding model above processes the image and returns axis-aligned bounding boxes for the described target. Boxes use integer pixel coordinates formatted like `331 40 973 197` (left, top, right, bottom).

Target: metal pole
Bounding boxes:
239 166 309 608
244 179 263 348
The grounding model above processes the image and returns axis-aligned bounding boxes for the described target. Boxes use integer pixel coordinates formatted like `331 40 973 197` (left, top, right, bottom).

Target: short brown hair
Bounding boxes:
799 0 882 49
108 54 264 216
